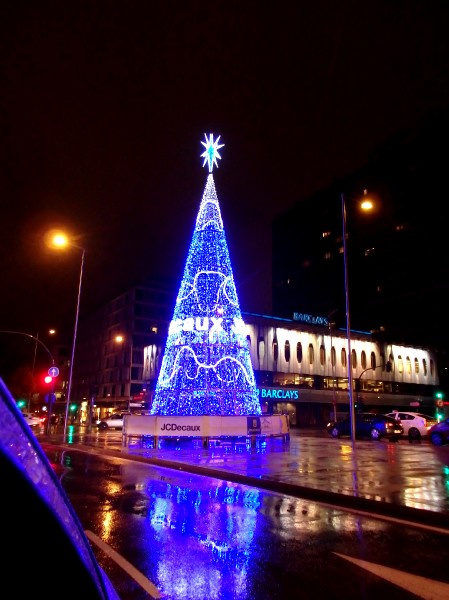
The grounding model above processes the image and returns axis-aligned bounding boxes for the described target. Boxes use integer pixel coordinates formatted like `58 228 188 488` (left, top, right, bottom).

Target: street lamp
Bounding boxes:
49 232 85 442
341 190 374 442
115 334 133 412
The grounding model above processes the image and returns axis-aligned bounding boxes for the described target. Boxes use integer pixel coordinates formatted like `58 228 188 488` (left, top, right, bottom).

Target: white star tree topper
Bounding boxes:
200 133 224 172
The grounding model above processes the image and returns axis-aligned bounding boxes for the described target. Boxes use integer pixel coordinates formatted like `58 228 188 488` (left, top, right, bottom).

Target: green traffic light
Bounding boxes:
17 399 26 408
69 404 77 412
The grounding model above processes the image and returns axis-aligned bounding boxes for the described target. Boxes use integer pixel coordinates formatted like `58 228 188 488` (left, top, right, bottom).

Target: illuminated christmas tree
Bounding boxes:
151 134 261 416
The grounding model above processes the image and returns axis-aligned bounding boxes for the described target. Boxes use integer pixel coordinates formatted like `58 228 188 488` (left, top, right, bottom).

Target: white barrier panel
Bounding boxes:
123 414 289 442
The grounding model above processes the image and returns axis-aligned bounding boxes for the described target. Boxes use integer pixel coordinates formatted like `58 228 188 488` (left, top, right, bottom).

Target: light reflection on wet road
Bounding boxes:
52 426 449 514
41 434 449 600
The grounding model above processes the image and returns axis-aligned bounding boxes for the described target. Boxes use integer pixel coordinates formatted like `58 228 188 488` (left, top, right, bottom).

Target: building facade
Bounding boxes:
272 114 449 396
71 283 440 427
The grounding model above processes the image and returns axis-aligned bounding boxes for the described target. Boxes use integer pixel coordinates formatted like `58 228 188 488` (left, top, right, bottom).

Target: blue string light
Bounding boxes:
151 136 260 416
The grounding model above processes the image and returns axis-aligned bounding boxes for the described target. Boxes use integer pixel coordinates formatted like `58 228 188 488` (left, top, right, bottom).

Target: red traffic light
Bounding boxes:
44 375 53 384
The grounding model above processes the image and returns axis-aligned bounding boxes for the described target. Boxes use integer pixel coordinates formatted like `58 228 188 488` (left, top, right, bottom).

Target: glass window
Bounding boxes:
319 344 325 366
273 339 279 361
389 353 395 373
370 352 376 370
341 348 347 368
398 356 403 374
258 337 265 361
284 340 291 362
308 343 314 364
361 350 367 369
414 358 419 374
331 346 336 367
422 358 427 376
296 342 303 363
430 359 435 376
351 349 357 369
406 356 412 374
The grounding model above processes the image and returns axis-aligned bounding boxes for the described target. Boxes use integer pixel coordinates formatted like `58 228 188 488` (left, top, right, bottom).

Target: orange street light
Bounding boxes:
341 189 375 442
48 230 86 442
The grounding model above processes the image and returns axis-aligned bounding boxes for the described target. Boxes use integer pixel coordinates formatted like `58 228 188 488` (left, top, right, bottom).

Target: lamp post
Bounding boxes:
115 334 133 412
341 191 375 442
341 192 356 441
49 232 85 442
355 361 391 409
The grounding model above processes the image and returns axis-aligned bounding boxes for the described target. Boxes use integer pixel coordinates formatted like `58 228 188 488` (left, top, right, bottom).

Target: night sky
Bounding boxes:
2 1 449 371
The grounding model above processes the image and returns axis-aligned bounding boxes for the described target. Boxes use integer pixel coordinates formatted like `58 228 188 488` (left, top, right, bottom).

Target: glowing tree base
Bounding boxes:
122 414 290 448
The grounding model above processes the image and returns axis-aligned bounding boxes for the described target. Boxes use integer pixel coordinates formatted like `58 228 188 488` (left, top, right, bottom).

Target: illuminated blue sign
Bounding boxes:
293 312 328 326
258 388 299 400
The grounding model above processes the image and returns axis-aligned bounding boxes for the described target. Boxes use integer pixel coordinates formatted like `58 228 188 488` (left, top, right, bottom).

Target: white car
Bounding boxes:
21 412 43 428
385 411 438 440
96 412 128 430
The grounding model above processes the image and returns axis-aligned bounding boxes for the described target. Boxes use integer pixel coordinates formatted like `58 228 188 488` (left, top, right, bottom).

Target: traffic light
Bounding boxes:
69 404 77 412
17 399 26 409
435 390 445 421
44 375 53 385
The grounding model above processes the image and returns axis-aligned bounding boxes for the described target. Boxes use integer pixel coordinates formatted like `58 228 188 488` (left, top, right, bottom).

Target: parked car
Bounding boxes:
326 412 403 441
384 411 438 440
428 417 449 446
21 412 44 428
96 412 128 430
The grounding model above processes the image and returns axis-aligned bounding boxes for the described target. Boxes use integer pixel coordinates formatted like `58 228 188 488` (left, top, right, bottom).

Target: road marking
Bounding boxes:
85 529 164 599
334 552 449 600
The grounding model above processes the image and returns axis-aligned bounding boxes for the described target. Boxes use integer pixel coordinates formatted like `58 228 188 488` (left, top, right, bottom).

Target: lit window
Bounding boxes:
308 343 314 365
320 344 325 366
389 353 395 373
361 351 367 370
406 356 412 375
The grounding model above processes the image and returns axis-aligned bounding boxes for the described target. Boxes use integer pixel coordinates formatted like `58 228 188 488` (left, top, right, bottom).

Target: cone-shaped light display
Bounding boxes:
151 134 261 416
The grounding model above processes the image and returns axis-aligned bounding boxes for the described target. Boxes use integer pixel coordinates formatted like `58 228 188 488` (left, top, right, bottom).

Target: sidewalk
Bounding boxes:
39 425 449 529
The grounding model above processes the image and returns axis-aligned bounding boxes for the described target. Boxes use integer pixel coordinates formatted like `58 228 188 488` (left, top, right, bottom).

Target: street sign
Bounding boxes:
48 366 59 378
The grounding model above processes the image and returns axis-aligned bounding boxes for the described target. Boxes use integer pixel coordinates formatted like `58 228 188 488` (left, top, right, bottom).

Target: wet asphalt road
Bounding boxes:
39 425 449 526
37 427 449 600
